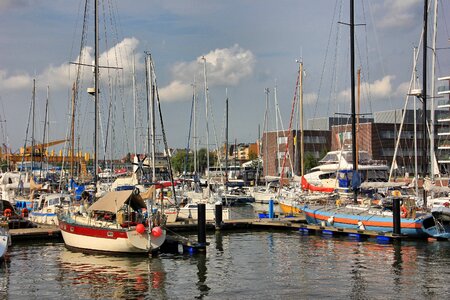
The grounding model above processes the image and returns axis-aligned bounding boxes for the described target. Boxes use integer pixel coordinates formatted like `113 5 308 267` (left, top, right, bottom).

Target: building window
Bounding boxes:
277 136 288 145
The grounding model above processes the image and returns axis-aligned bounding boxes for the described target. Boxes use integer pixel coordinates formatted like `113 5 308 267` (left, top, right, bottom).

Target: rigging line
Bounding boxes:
107 0 129 157
183 90 195 176
151 60 178 206
330 1 344 118
19 81 35 184
207 91 223 166
274 85 294 173
279 66 300 190
313 0 340 120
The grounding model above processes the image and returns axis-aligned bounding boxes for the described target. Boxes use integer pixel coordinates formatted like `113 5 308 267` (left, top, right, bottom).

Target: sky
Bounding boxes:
0 0 449 159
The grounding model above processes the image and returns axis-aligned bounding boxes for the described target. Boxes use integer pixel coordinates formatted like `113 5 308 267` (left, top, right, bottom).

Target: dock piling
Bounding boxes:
198 203 206 247
392 196 401 235
268 199 274 218
215 204 223 230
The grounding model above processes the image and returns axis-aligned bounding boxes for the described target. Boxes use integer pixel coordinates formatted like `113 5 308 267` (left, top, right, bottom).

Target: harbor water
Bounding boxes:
1 231 449 299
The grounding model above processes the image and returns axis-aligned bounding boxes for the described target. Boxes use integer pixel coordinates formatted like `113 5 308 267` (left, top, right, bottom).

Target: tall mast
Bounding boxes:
202 56 210 192
31 78 35 176
225 95 229 187
94 0 99 186
151 59 156 183
299 61 305 178
422 0 428 209
430 0 438 182
132 55 137 158
264 88 270 180
350 0 357 204
193 81 198 176
71 83 76 180
41 86 50 179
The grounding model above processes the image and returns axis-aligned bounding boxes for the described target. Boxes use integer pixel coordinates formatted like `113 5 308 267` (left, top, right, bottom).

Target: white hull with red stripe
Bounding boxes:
59 218 166 254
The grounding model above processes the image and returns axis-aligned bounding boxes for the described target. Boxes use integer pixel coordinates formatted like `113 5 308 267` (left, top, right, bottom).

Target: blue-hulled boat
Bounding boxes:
302 203 429 238
422 206 450 239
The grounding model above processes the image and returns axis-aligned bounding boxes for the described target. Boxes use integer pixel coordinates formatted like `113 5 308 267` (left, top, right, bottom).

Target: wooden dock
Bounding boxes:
9 215 418 247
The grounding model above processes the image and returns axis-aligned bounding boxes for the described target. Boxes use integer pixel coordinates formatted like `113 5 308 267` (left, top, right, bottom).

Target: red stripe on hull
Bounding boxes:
59 221 130 239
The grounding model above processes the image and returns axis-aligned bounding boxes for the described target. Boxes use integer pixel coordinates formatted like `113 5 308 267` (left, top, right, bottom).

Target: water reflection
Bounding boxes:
349 244 368 300
58 249 167 299
195 253 210 299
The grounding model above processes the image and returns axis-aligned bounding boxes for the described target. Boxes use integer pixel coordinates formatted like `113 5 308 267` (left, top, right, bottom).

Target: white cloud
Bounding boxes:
159 80 192 102
374 0 421 30
0 37 141 92
0 70 32 90
338 75 395 102
160 44 255 102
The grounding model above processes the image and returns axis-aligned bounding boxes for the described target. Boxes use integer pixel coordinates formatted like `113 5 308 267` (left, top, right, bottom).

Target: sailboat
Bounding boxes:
179 58 255 221
58 0 166 254
0 219 11 261
301 0 429 238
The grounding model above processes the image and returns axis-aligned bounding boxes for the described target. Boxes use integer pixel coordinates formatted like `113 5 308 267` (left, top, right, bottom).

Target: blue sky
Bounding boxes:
0 0 449 158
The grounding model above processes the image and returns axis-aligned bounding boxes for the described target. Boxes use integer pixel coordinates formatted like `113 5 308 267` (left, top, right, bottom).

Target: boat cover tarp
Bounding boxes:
359 182 405 189
87 190 146 213
301 176 334 193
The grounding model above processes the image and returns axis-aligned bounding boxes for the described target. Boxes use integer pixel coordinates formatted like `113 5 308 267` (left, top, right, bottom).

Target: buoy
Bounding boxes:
3 208 12 217
136 223 145 234
151 226 163 237
22 207 29 218
327 216 334 225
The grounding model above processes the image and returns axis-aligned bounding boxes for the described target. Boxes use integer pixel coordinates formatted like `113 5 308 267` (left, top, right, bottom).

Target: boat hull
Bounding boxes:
59 219 166 254
279 201 302 216
302 206 428 238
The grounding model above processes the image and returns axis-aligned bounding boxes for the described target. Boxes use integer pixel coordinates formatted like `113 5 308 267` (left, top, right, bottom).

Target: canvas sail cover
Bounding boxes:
87 190 146 213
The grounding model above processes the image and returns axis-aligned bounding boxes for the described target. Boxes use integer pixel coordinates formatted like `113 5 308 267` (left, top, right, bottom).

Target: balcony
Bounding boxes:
436 126 450 136
437 99 450 108
438 85 450 95
438 140 450 149
437 112 450 122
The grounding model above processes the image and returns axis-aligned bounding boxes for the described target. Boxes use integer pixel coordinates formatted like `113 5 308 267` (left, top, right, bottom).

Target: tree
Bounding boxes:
304 153 318 172
171 150 192 174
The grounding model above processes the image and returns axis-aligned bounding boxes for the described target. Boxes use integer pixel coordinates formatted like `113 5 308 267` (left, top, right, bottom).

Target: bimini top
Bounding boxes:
87 190 146 213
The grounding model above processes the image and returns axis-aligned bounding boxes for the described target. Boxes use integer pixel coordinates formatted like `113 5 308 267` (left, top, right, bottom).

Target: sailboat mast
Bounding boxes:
193 81 198 175
31 78 35 176
202 57 210 190
422 0 428 209
225 96 229 187
430 0 438 182
94 0 99 186
264 88 269 180
151 58 156 182
132 55 137 158
299 61 304 178
41 86 50 179
350 0 357 204
71 83 76 180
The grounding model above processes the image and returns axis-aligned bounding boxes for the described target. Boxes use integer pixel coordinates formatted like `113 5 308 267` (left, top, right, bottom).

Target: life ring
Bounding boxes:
400 205 408 218
133 187 140 196
3 208 12 217
22 207 29 218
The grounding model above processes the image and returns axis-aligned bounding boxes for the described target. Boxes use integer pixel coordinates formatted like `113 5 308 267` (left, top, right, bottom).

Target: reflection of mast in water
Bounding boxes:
349 244 368 299
196 253 210 297
215 231 223 252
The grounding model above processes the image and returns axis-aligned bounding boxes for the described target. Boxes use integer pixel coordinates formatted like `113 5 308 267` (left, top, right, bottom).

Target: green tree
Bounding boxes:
171 150 192 174
304 153 318 172
197 148 217 173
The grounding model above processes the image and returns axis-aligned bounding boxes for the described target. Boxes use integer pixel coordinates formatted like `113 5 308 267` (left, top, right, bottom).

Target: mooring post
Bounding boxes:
392 196 401 235
198 203 206 245
215 204 223 230
269 199 274 219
